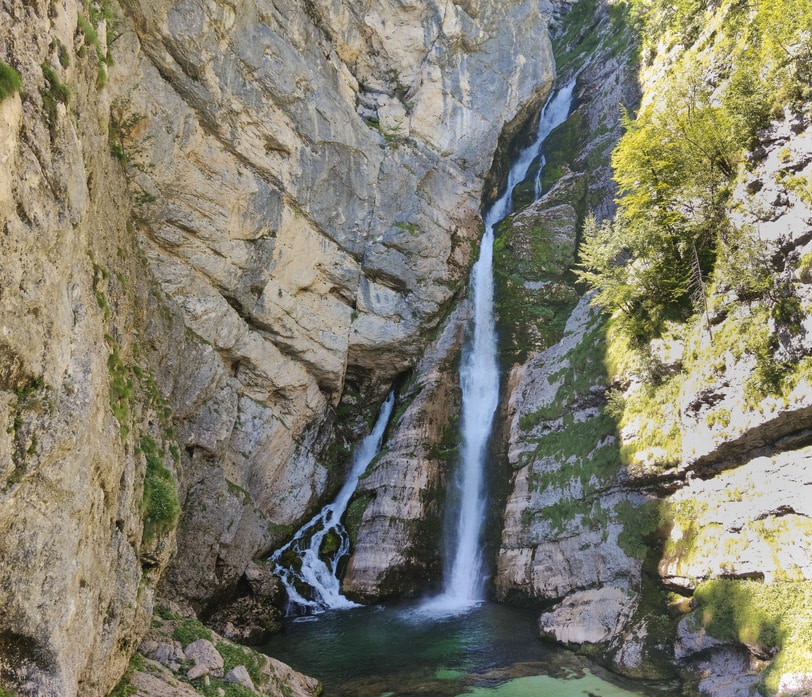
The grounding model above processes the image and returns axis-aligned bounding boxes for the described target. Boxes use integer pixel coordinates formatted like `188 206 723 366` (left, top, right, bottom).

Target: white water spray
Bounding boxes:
270 392 395 613
425 79 576 614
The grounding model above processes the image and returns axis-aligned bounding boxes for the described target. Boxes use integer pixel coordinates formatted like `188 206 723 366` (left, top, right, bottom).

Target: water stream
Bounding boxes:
426 79 577 613
269 392 395 613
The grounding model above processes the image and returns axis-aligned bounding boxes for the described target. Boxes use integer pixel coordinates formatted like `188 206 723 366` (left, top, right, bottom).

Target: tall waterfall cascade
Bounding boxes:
427 79 577 613
270 392 395 613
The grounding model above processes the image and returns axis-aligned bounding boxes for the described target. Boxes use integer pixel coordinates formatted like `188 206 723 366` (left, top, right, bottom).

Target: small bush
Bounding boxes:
216 642 265 686
41 63 70 133
140 434 181 542
108 652 144 697
0 61 23 102
41 63 69 103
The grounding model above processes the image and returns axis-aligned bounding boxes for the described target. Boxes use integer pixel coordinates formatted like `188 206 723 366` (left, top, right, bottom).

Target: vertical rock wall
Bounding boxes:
0 0 559 692
499 0 812 692
0 0 180 692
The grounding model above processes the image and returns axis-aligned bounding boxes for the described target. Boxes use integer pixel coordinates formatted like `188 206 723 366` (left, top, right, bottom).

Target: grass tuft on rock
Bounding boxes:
140 434 181 543
0 61 22 102
171 616 213 646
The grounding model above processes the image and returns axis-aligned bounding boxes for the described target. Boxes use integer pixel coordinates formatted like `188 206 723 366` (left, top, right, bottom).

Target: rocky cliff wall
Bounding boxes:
0 0 185 692
111 0 558 615
498 0 812 693
0 0 558 693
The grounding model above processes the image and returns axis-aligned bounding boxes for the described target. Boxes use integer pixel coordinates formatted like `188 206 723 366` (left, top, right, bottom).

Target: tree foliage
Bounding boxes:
576 0 812 342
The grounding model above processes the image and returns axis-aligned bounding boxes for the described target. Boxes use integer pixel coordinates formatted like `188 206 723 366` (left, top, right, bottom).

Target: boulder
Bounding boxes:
539 587 637 645
224 665 255 691
183 639 224 677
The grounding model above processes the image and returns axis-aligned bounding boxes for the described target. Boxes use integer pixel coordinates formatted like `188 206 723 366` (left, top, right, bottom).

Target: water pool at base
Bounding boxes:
261 601 675 697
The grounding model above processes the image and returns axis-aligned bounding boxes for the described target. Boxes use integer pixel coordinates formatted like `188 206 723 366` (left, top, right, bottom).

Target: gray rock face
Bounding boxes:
539 587 638 645
661 448 812 589
104 0 558 609
183 639 224 677
0 1 177 693
496 296 643 637
495 1 644 643
0 0 559 692
224 665 255 691
343 302 468 600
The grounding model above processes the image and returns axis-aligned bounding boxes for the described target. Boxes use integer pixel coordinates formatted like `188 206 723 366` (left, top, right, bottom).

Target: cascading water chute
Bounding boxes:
424 79 576 615
270 391 395 614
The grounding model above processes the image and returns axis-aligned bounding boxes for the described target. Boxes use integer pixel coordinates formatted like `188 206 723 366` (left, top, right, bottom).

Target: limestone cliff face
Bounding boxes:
108 0 557 613
493 0 643 641
0 0 180 692
0 0 557 692
499 0 812 692
342 301 468 601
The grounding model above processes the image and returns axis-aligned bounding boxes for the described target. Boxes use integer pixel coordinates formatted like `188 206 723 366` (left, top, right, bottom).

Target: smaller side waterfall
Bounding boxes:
270 392 395 613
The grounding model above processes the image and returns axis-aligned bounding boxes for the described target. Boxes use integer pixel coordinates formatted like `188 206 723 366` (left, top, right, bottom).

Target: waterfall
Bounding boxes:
270 391 395 613
426 79 576 613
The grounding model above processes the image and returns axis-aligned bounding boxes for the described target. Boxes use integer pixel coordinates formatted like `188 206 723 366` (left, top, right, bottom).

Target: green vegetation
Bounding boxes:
615 499 663 560
694 579 812 693
394 221 421 236
660 498 708 569
41 62 70 133
98 268 181 545
107 346 134 438
344 494 373 544
216 642 265 686
514 315 624 534
189 642 268 697
139 433 181 543
553 0 635 75
172 616 213 646
492 213 581 364
4 377 49 489
578 0 812 347
195 681 255 697
0 60 23 102
77 11 113 87
108 652 144 697
517 316 607 435
108 99 146 163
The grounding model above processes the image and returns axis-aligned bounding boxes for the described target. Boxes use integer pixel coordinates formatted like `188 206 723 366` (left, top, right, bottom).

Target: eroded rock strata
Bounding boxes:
3 0 812 693
0 0 556 693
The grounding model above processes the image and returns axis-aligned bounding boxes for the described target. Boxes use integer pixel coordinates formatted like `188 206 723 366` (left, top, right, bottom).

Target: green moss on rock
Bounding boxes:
694 579 812 694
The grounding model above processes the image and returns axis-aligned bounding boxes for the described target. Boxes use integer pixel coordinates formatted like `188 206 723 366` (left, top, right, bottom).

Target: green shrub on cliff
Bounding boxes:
139 434 181 542
578 0 812 345
0 61 22 102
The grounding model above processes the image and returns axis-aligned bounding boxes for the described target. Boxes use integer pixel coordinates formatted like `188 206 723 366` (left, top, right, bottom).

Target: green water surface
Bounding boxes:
262 601 672 697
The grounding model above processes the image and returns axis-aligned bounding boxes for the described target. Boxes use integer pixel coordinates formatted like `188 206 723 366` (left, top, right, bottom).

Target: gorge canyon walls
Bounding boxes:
492 1 812 694
0 0 557 693
3 0 812 694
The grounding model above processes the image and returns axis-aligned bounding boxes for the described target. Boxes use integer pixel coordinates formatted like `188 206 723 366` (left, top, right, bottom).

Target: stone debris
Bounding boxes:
224 665 256 691
184 639 224 677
